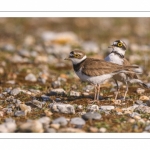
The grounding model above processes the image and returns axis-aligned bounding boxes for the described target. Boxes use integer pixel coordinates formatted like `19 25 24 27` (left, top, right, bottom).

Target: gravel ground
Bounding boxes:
0 18 150 133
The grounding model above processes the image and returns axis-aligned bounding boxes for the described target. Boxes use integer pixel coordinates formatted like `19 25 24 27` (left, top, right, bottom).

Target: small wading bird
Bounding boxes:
65 50 140 102
105 40 148 100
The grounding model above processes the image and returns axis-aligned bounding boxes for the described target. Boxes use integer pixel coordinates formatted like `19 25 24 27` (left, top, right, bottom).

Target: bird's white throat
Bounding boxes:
71 55 87 65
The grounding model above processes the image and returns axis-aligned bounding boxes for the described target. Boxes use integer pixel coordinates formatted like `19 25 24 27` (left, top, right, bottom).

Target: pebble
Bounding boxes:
6 80 15 84
25 73 37 82
83 85 94 92
5 95 14 101
49 103 75 114
2 44 15 52
89 127 98 133
49 88 66 96
4 118 16 132
21 90 32 95
99 127 107 133
100 105 115 111
32 100 43 108
136 88 145 94
52 117 68 126
70 117 85 127
46 128 56 133
41 95 50 101
145 125 150 131
11 55 29 63
0 111 4 117
44 109 53 117
14 111 26 117
82 112 101 120
24 35 35 46
10 88 21 96
134 105 150 114
50 124 60 130
0 124 8 133
138 119 145 124
19 120 44 133
18 49 31 57
59 127 85 133
128 118 136 124
145 100 150 107
51 80 61 88
130 112 141 118
13 99 21 107
6 108 13 116
135 100 143 105
82 41 99 53
139 95 149 101
55 98 61 102
77 105 83 110
86 105 99 112
19 104 31 115
70 91 81 97
38 117 51 127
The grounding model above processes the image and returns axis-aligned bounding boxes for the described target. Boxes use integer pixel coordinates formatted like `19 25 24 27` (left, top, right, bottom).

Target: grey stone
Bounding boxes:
32 100 43 108
135 100 143 105
46 128 56 133
38 117 51 126
2 44 15 52
49 88 66 96
145 125 150 131
134 105 150 114
70 117 85 127
52 117 68 126
145 100 150 107
130 112 141 118
55 98 61 102
70 91 81 97
18 49 30 57
25 73 37 82
100 105 115 111
49 103 75 114
10 88 21 96
82 112 101 120
82 41 99 53
4 87 12 94
51 80 61 88
87 105 99 112
6 108 13 115
41 95 50 101
14 111 26 117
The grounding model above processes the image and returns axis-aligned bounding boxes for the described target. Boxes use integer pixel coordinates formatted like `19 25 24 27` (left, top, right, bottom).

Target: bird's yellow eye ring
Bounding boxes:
118 43 122 47
74 54 80 58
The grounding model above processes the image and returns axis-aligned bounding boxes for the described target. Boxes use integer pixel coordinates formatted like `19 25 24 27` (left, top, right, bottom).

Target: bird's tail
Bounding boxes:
112 65 140 75
129 79 149 88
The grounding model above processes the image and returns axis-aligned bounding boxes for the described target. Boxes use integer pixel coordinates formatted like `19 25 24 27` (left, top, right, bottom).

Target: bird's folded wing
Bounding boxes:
82 58 124 76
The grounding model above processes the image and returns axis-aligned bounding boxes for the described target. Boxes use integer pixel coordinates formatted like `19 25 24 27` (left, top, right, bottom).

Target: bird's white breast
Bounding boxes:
105 53 123 65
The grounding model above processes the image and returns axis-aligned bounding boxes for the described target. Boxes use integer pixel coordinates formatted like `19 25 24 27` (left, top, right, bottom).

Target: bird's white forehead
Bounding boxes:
69 52 83 57
113 42 118 45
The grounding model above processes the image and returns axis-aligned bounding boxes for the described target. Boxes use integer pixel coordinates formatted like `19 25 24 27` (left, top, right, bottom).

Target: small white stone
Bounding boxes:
25 73 37 82
136 88 145 94
99 127 107 133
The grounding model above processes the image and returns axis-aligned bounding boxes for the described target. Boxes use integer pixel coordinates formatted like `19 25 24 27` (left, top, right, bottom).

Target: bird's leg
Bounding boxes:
94 85 97 100
97 84 100 100
124 80 129 108
114 79 119 100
